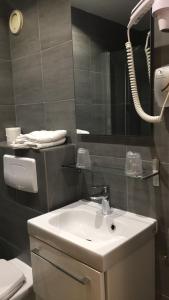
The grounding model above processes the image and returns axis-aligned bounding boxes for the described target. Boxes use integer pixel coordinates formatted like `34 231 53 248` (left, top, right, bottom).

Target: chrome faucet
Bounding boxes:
89 185 111 215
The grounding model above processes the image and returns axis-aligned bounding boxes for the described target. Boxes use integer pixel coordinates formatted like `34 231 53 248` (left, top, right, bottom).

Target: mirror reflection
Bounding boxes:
71 0 152 137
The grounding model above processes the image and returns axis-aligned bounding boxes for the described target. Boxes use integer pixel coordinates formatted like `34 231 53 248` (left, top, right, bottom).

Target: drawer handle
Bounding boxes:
32 248 90 285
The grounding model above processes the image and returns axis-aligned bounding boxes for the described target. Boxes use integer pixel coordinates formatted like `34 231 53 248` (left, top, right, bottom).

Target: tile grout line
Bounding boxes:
36 0 46 130
15 98 75 107
7 12 17 127
44 152 50 212
11 39 73 62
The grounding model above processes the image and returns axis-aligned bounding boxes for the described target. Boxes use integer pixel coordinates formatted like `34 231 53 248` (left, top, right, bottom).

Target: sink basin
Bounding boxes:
49 209 125 243
28 200 157 272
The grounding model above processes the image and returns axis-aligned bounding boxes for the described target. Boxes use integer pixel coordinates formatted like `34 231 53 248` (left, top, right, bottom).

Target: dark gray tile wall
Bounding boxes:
0 15 15 141
44 100 76 142
0 105 15 141
9 0 76 142
0 237 21 260
42 41 74 102
44 144 81 210
38 0 72 50
16 103 45 132
0 16 10 59
12 53 43 105
0 0 78 264
0 60 14 105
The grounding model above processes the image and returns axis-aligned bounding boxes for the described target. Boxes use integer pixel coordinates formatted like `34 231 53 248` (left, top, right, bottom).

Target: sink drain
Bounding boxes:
111 224 116 231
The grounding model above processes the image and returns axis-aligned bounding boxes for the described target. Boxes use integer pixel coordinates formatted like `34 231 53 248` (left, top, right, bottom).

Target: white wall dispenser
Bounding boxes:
3 155 38 193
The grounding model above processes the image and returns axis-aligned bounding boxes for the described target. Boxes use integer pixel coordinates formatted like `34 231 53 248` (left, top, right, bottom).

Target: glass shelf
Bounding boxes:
62 159 159 184
131 171 159 180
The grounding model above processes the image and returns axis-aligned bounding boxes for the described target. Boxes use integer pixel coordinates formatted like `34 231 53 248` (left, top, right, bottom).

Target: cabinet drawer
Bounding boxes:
32 253 87 300
31 238 105 300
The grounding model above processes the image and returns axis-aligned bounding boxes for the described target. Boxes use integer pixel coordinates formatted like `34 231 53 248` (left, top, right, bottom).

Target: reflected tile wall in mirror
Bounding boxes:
71 6 152 137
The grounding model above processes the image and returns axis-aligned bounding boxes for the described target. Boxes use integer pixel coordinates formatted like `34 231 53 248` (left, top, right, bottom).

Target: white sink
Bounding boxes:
49 209 125 243
28 200 157 272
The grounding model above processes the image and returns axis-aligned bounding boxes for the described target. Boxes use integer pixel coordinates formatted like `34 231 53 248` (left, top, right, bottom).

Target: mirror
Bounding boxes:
71 0 153 138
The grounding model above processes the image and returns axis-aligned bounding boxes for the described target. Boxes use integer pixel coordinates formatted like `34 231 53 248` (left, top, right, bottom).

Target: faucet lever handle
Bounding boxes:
102 185 110 197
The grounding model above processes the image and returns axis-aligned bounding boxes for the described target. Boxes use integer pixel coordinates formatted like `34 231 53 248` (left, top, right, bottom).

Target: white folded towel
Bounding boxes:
76 129 90 135
27 138 66 149
16 130 67 144
11 130 67 150
11 138 66 150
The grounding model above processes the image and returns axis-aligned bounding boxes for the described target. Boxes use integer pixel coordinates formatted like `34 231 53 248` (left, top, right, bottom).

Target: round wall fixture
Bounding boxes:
9 10 23 34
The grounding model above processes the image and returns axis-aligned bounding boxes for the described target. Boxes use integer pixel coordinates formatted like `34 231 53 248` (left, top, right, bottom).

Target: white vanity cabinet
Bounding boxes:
30 238 105 300
28 201 156 300
30 237 155 300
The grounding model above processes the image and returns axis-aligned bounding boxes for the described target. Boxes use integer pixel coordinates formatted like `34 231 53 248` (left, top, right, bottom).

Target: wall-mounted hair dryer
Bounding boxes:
126 0 169 123
128 0 169 32
155 66 169 107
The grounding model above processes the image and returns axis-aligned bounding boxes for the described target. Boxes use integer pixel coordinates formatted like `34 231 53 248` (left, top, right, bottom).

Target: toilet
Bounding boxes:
0 258 34 300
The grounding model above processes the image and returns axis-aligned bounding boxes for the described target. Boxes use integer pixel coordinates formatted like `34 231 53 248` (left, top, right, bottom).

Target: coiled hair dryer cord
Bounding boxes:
125 28 169 123
145 31 151 80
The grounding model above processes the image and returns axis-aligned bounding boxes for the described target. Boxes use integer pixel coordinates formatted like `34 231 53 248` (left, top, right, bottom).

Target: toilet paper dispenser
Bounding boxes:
3 155 38 193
